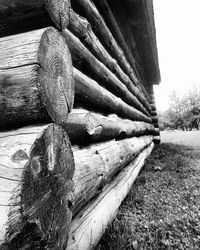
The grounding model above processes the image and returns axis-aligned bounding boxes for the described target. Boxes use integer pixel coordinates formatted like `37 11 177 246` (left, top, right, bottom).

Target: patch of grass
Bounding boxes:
95 143 200 250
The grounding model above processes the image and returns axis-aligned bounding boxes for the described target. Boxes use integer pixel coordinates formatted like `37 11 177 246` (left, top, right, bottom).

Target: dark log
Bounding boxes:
153 135 161 144
92 0 151 101
63 109 155 145
62 29 151 115
67 143 154 250
0 0 70 37
72 136 153 215
0 27 74 130
68 10 150 115
74 68 152 123
71 0 151 103
0 124 75 249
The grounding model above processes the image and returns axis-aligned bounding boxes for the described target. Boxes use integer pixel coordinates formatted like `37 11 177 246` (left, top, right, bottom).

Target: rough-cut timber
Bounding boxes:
71 0 150 103
67 143 154 250
74 68 152 123
0 124 75 249
68 10 150 115
63 109 155 144
0 27 74 130
72 135 153 215
62 29 151 115
0 0 71 36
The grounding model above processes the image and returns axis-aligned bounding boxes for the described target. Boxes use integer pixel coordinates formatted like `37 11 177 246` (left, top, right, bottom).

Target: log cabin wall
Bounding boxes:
0 0 160 249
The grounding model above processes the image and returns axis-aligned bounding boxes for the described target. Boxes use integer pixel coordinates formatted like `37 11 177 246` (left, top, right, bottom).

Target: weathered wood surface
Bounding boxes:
72 135 153 215
74 68 152 123
68 10 150 115
0 27 74 130
0 0 70 36
63 109 155 144
71 0 151 103
62 29 150 115
0 124 75 249
67 143 154 250
92 0 150 101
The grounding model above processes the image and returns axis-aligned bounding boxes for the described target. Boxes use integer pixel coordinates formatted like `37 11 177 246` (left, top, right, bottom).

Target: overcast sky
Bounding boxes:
153 0 200 111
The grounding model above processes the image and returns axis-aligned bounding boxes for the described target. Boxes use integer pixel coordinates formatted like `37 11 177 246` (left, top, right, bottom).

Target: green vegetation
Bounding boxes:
159 87 200 131
96 131 200 249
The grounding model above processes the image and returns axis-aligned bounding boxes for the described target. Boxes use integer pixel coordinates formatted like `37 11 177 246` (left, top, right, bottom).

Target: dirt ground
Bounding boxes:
96 131 200 249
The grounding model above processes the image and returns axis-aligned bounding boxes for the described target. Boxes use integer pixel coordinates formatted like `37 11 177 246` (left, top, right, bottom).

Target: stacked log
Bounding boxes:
0 27 74 130
0 0 160 249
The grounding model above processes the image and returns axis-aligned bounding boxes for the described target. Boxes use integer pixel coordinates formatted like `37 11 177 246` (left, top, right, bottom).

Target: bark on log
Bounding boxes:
72 136 153 215
71 0 151 103
0 0 71 37
0 27 74 130
62 29 151 115
68 10 150 115
63 109 155 145
0 124 75 249
74 68 152 123
67 143 154 250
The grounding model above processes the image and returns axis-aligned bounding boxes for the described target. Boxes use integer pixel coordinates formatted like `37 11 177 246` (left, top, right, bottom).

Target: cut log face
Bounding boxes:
0 27 74 130
0 124 75 249
67 143 154 250
0 0 71 36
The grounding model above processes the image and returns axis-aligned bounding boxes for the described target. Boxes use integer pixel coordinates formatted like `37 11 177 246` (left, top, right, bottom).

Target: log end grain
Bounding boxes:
45 0 71 30
38 27 75 124
0 124 75 249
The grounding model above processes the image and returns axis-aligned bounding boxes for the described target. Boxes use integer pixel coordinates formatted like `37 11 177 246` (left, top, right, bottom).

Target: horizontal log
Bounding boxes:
63 109 155 144
0 124 75 249
67 143 154 250
74 68 152 123
62 29 150 115
0 27 74 130
0 0 70 36
68 10 150 115
93 0 151 101
71 0 151 103
72 135 153 215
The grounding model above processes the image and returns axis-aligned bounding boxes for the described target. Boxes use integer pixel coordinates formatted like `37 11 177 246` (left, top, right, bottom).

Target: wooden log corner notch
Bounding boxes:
0 27 74 130
0 124 75 249
0 0 71 36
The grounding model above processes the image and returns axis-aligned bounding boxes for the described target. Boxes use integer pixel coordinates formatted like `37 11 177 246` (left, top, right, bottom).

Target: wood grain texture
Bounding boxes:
63 109 155 145
67 143 154 250
71 0 150 103
62 29 151 115
0 27 74 130
0 124 75 249
74 68 152 123
68 10 150 115
0 0 71 36
72 136 153 215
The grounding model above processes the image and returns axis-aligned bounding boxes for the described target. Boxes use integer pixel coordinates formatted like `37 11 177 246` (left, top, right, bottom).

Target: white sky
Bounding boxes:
153 0 200 111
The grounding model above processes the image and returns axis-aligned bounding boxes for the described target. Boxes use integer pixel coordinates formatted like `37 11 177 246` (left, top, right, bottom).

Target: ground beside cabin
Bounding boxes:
96 131 200 249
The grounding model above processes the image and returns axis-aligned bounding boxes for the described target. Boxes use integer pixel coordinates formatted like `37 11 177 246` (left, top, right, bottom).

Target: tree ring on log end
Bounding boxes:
38 27 74 124
45 0 71 30
14 124 75 249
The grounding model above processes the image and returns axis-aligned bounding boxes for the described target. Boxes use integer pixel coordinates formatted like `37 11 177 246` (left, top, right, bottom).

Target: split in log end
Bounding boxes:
38 27 74 124
45 0 71 30
1 124 75 249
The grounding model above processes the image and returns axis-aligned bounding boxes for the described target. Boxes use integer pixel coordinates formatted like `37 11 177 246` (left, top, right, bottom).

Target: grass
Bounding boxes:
95 131 200 250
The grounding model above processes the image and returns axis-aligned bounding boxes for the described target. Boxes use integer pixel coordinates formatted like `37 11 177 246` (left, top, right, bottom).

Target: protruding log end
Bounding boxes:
38 27 75 124
2 124 75 249
45 0 71 30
